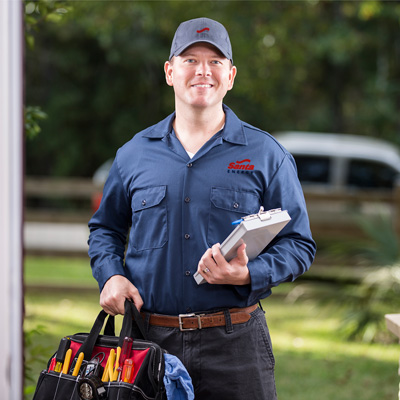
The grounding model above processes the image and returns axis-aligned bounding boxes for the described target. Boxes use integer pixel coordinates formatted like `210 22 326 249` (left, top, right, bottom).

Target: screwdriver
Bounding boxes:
54 337 71 373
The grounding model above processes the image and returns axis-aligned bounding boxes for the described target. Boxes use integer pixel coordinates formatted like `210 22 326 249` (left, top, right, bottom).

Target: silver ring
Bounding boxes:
203 267 210 273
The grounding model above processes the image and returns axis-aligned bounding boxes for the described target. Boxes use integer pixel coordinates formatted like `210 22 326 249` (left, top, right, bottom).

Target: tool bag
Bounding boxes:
32 299 166 400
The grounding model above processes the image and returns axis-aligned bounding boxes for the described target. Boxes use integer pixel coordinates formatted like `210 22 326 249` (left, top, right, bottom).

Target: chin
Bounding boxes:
190 98 220 108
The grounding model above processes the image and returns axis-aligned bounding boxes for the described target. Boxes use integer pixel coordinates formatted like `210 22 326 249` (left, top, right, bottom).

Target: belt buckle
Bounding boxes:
178 313 202 331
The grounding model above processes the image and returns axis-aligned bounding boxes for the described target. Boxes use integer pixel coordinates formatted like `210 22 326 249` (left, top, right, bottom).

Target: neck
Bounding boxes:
173 104 225 154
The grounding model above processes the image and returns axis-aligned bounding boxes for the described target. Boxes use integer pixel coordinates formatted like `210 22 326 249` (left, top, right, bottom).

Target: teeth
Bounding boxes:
193 84 212 88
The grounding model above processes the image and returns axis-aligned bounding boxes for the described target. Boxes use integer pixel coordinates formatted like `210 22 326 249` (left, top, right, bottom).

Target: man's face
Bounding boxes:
164 43 237 110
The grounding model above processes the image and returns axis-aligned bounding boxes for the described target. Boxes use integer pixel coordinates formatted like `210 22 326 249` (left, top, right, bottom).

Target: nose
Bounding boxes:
195 61 211 77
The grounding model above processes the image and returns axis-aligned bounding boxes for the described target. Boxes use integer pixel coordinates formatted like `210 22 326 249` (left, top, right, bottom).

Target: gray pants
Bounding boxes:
143 306 278 400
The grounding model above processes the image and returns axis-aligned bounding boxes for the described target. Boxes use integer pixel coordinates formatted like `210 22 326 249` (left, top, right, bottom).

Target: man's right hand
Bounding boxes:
99 275 144 316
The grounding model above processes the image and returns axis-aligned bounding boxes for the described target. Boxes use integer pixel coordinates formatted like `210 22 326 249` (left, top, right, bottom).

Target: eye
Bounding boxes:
184 58 196 64
210 59 223 65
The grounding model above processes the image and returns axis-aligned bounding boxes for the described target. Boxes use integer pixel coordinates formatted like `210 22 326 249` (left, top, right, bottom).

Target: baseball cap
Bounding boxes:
169 17 233 63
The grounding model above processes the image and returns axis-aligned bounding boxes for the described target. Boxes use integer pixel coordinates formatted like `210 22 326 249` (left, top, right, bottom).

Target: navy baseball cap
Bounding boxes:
169 17 233 63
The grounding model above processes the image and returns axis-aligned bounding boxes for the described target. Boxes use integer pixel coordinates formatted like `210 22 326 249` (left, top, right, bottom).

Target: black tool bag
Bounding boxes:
32 300 166 400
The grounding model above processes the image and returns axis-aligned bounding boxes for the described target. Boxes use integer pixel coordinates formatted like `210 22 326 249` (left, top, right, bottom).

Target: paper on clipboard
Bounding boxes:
194 207 291 285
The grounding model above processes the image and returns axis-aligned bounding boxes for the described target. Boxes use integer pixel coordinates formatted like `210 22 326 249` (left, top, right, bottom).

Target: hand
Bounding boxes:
197 243 250 285
100 275 144 315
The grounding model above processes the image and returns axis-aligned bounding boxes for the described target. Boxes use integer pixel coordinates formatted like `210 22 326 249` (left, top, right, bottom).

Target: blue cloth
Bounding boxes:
88 104 316 314
163 353 194 400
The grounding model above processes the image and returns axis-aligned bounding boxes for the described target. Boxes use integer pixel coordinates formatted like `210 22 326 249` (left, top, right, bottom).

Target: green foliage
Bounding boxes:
25 1 400 176
24 0 72 50
24 106 48 140
337 263 400 343
294 214 400 343
355 215 400 265
24 1 71 141
24 325 51 398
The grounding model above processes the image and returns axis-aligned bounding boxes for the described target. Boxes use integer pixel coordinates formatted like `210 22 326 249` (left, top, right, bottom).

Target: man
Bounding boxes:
88 17 316 399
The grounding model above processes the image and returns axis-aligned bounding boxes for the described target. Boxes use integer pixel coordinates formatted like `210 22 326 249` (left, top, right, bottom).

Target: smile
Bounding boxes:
192 84 213 88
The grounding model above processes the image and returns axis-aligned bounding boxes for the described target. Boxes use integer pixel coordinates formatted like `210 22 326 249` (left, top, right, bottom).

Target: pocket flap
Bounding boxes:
132 186 166 212
210 187 259 213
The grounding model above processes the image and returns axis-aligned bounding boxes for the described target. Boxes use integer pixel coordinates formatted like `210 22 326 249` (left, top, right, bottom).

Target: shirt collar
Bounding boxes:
142 104 247 146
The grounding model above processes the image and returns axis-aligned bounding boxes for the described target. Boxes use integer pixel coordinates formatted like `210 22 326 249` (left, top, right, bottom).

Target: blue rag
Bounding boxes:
163 353 194 400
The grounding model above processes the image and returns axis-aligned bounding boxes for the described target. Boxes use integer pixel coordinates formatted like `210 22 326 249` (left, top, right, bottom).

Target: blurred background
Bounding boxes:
23 1 400 399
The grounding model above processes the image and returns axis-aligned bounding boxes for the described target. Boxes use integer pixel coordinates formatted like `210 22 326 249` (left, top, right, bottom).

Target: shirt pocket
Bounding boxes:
207 187 261 247
131 185 168 251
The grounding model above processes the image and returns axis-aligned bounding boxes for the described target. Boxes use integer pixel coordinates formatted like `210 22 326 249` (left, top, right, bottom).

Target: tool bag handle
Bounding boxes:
103 299 147 341
78 299 147 361
119 299 147 343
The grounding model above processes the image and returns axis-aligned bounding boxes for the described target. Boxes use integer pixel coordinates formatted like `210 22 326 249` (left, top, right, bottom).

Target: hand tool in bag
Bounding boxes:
33 299 166 400
62 349 72 374
121 359 134 383
72 352 85 376
53 337 71 372
116 337 133 381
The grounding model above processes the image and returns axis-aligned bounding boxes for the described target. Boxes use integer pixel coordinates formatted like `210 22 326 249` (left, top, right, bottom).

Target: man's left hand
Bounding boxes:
197 243 250 285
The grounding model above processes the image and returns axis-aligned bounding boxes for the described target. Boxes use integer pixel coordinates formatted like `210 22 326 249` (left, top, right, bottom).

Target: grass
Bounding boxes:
24 256 400 400
266 296 398 400
24 255 97 288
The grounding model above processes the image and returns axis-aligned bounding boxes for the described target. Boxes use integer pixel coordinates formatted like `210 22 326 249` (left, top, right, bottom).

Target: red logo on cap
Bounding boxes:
197 27 210 33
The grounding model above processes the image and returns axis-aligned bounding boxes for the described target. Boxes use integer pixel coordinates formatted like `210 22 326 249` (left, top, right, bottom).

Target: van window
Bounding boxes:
294 156 330 184
348 159 397 189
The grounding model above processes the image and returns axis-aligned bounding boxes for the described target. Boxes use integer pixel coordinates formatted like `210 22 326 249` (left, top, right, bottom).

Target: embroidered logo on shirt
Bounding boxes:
227 159 255 174
197 27 210 33
228 159 255 171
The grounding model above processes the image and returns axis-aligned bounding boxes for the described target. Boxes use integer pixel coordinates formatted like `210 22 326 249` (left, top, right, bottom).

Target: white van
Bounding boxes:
274 132 400 192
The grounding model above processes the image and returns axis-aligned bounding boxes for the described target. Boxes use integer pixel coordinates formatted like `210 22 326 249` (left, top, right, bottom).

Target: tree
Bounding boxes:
25 1 400 177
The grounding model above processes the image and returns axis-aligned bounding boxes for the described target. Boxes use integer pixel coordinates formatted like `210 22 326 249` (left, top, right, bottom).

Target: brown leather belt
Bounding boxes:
143 304 258 332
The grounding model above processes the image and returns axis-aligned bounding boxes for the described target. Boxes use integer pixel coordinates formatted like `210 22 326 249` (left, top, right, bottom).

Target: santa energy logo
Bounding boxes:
227 159 255 174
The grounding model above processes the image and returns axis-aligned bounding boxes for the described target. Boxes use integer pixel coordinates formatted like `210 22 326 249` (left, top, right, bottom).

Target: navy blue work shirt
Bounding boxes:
88 105 316 315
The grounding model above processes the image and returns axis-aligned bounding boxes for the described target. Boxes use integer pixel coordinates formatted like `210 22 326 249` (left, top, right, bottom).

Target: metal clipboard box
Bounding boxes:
194 207 291 285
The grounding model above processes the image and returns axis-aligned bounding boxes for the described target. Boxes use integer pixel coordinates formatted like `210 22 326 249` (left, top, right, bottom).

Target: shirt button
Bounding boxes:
233 202 239 209
184 197 191 203
184 234 191 240
186 307 192 313
142 200 147 206
187 163 193 168
185 271 191 276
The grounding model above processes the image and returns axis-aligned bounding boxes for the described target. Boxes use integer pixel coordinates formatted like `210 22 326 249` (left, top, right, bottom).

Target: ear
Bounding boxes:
164 61 173 87
227 65 237 91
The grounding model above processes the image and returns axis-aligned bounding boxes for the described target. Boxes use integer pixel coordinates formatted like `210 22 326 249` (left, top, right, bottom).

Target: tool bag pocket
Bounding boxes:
32 300 166 400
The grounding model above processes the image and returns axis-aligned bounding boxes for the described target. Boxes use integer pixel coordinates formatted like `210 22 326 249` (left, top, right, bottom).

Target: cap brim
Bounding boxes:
170 39 232 62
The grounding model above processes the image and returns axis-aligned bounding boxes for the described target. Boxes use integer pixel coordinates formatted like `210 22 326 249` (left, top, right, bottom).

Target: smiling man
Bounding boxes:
88 17 316 399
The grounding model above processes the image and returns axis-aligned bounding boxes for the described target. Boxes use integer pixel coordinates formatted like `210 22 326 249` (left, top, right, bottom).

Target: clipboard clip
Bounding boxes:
242 206 282 222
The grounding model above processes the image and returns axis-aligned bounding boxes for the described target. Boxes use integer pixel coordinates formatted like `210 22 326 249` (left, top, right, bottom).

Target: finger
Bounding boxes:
198 248 213 269
100 295 125 316
197 262 211 283
130 291 144 312
211 243 225 265
236 242 249 265
202 265 212 274
198 261 212 275
204 247 214 261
